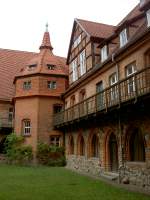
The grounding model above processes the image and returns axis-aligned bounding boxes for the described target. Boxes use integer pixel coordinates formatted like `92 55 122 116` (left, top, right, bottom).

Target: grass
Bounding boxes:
0 164 149 200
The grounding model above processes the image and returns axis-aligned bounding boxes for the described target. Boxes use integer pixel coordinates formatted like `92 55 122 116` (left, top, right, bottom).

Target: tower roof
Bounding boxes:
15 25 68 80
39 24 53 51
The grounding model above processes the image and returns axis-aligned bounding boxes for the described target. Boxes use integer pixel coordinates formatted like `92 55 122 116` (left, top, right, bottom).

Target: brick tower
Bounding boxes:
14 24 68 153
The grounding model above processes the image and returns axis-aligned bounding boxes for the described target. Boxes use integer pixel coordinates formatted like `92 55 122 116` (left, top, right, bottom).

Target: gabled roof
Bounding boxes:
77 19 115 39
67 18 115 64
0 49 36 101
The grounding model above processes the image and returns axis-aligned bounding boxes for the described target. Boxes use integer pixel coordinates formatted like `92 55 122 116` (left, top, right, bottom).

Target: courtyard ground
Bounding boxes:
0 164 149 200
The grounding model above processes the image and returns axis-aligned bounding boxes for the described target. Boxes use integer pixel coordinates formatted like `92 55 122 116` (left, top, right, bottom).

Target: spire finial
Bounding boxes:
46 23 48 32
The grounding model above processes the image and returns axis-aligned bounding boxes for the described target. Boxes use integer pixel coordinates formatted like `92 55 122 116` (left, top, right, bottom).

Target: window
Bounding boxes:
109 73 118 102
80 50 86 76
71 59 78 82
47 81 56 89
146 9 150 27
8 108 13 122
119 29 128 47
23 120 31 136
47 64 55 70
73 34 81 48
126 63 136 93
101 45 108 62
23 81 31 90
96 81 104 110
53 105 62 114
50 135 60 146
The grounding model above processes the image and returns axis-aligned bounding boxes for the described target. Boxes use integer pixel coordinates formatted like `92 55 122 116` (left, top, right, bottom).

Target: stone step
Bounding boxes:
101 172 119 181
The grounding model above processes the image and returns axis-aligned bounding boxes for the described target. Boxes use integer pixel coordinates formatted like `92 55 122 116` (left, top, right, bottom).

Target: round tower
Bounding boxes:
14 25 68 153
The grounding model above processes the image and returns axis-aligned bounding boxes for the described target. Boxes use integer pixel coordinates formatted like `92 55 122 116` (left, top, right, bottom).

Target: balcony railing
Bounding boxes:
0 118 13 128
54 67 150 127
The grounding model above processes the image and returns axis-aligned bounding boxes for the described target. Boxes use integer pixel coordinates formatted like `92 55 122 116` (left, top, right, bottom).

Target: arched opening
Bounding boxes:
109 133 118 172
78 136 85 156
69 135 74 155
91 134 99 158
129 129 145 162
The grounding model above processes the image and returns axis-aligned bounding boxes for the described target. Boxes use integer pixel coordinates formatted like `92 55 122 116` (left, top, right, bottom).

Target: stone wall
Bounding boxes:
119 162 150 190
66 155 103 176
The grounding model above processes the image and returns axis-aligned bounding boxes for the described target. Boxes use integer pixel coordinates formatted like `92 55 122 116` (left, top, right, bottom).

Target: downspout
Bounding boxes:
112 53 124 172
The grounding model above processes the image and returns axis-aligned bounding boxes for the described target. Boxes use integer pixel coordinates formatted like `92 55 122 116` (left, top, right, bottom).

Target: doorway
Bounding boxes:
109 133 118 172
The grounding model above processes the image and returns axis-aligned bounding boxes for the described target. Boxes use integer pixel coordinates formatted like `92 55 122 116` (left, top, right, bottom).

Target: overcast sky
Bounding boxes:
0 0 139 57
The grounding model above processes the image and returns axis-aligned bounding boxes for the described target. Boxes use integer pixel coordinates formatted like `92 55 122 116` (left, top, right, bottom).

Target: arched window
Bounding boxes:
22 119 31 136
91 134 99 157
69 135 74 155
78 136 85 156
129 129 145 162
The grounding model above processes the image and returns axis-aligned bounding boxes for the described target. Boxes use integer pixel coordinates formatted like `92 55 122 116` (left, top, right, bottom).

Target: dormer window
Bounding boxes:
101 45 108 62
47 64 55 70
119 29 128 47
146 9 150 27
28 64 37 70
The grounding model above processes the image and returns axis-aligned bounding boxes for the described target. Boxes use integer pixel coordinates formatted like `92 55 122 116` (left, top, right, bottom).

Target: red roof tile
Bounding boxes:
0 49 37 101
77 19 116 39
15 31 68 79
117 4 143 27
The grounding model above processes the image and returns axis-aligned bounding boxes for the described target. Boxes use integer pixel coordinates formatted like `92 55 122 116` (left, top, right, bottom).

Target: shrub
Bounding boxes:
37 142 66 166
4 133 33 164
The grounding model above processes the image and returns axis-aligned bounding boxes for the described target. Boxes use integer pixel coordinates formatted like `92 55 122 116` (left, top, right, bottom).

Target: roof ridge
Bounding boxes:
76 18 116 27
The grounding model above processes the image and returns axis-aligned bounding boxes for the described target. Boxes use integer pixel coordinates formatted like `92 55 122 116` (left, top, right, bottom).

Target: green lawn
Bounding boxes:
0 164 149 200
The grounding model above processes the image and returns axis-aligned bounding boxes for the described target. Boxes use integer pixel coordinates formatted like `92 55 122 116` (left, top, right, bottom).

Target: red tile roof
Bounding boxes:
117 4 143 27
0 49 37 101
77 19 116 39
16 31 68 78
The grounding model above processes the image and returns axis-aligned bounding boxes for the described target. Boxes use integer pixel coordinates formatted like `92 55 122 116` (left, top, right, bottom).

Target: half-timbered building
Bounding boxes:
54 0 150 189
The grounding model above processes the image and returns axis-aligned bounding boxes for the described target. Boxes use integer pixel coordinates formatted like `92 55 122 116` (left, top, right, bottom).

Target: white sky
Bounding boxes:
0 0 139 57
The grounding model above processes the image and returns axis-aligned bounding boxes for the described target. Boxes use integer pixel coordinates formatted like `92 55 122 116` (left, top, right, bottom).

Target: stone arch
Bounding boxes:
77 133 85 156
103 129 119 171
124 126 146 162
68 134 74 155
88 128 100 158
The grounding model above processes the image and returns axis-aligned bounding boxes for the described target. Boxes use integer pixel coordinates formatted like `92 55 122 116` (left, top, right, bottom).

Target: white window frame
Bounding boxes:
72 59 78 82
23 81 31 90
101 45 108 62
146 9 150 27
109 73 118 101
73 34 81 48
119 29 128 47
80 50 86 76
126 64 136 93
47 81 56 89
50 135 60 146
23 120 31 136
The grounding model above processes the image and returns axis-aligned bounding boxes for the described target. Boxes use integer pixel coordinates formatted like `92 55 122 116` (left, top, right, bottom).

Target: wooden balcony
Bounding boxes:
0 118 13 129
54 67 150 127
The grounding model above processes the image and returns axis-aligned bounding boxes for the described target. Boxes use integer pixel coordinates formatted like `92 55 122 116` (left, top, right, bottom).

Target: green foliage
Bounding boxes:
37 142 66 166
4 133 33 164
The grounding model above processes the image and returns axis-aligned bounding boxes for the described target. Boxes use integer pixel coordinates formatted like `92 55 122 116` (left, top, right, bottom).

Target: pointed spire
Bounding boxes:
39 23 53 51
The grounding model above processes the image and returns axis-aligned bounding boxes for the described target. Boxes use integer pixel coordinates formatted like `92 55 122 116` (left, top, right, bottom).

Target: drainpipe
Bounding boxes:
112 53 124 170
